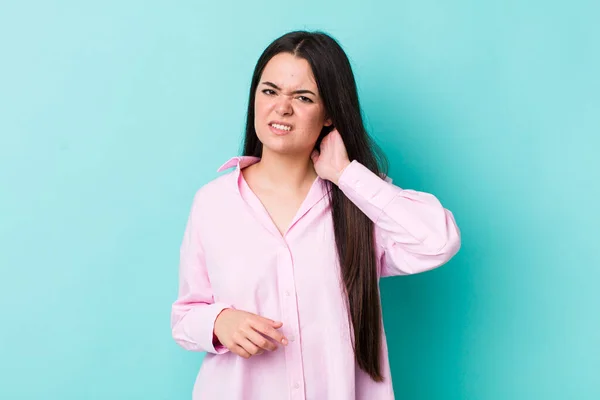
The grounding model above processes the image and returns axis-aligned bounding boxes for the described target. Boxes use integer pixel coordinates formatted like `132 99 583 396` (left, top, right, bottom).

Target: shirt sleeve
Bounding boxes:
171 191 232 354
337 160 461 277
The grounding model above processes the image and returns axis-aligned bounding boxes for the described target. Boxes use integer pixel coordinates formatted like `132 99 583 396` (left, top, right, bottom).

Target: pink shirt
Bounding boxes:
171 156 461 400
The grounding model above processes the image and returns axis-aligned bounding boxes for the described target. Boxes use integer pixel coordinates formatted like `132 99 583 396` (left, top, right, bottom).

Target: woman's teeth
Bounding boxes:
271 123 291 131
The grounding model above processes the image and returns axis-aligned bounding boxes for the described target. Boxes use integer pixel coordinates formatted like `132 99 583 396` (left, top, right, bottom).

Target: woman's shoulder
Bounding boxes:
192 171 235 205
190 155 259 207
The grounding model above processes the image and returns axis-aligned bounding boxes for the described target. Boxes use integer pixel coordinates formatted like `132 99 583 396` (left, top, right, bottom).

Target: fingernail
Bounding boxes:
282 338 288 345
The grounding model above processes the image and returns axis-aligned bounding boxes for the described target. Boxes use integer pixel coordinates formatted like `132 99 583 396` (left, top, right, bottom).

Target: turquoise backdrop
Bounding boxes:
1 1 598 399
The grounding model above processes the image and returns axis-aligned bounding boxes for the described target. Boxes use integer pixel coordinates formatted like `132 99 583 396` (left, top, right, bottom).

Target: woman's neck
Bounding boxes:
252 149 318 191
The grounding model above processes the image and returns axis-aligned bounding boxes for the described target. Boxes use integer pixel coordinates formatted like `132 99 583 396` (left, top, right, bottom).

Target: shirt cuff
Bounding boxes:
185 302 231 354
211 306 232 354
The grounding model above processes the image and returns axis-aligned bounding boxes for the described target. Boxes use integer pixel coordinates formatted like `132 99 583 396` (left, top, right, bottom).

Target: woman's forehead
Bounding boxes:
260 53 318 91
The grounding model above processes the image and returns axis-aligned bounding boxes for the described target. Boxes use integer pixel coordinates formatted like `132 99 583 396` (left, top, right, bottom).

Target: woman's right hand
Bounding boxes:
213 308 288 358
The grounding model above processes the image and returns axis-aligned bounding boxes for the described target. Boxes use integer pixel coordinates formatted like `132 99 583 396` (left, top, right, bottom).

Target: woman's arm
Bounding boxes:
337 160 461 277
171 192 231 354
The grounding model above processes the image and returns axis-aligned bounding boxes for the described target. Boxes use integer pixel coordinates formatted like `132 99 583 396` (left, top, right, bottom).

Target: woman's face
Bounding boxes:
254 52 332 156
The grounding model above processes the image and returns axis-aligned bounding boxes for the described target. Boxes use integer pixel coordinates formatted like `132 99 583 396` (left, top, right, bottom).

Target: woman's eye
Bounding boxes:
262 89 276 95
298 96 313 103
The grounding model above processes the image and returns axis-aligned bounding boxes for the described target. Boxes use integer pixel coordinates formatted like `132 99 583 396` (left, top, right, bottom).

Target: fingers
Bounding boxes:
243 327 278 352
271 320 283 329
237 337 262 357
226 313 289 359
250 318 288 346
232 344 252 359
256 315 284 330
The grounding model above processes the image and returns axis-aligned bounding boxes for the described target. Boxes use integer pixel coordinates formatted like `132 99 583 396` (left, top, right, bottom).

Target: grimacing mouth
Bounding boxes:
269 121 294 131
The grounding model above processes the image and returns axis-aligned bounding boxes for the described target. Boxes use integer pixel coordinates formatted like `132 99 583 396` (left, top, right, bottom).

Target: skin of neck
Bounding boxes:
252 146 318 192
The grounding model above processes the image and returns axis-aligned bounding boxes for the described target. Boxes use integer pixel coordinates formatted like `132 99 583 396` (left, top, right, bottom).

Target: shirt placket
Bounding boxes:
277 241 306 400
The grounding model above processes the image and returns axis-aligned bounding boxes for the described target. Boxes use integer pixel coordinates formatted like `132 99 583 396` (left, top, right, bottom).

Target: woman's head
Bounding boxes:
253 52 331 156
243 31 388 382
243 31 373 164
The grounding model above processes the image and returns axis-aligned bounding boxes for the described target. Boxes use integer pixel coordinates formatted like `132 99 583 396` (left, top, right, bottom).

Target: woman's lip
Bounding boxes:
269 124 293 135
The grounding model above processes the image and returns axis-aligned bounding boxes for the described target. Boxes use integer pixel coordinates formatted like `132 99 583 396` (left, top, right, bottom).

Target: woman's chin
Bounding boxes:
257 131 316 156
260 141 306 156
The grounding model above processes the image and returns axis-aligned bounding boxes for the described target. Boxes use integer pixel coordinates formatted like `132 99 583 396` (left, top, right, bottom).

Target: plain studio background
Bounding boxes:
0 1 598 399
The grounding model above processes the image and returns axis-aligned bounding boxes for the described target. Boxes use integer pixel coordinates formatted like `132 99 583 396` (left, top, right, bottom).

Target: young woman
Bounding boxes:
171 30 461 400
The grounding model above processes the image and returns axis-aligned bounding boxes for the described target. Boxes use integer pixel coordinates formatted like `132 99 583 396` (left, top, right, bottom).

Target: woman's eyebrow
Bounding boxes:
261 81 317 96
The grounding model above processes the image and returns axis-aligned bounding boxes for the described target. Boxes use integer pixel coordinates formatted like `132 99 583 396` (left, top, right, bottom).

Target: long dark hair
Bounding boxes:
242 30 389 382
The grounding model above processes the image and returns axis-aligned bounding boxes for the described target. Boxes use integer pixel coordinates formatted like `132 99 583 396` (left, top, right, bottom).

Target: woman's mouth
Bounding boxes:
269 122 293 135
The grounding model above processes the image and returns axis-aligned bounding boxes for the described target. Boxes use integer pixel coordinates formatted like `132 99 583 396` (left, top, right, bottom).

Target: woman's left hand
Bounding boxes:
310 128 351 186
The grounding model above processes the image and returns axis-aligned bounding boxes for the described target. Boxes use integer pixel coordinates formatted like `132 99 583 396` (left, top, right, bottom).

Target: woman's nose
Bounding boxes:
275 96 293 115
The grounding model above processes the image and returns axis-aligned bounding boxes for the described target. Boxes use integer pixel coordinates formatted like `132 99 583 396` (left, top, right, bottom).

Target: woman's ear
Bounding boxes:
324 116 333 127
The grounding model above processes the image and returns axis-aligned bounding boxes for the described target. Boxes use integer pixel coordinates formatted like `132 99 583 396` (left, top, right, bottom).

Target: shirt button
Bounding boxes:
285 290 291 296
289 334 296 342
293 382 300 389
355 181 362 189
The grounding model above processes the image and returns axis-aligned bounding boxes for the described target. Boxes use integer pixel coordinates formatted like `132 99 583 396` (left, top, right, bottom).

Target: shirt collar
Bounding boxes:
217 156 332 230
216 156 261 173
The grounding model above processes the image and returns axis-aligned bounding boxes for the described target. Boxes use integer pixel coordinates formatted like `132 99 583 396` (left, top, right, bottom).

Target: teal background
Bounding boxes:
1 1 598 399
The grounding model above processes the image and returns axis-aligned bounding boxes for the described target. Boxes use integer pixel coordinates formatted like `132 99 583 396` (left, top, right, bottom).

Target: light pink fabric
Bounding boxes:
171 156 461 399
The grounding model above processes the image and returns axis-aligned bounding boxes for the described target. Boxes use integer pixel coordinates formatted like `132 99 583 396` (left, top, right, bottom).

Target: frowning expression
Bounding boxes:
254 52 332 155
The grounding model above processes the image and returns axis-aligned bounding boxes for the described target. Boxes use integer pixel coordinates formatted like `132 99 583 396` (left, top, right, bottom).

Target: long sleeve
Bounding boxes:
337 160 461 277
171 192 232 354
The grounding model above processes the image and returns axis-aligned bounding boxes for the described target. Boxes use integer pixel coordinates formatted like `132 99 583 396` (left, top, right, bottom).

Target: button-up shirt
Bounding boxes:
171 156 461 399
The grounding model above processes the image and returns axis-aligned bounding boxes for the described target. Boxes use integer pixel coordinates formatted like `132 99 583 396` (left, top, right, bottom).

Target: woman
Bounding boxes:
171 30 461 400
